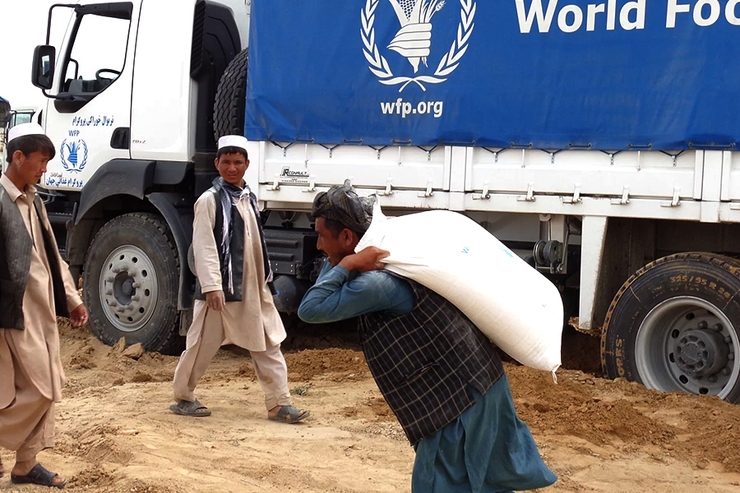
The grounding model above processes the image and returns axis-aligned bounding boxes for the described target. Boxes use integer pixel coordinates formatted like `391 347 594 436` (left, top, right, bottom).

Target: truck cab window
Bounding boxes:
63 12 129 96
10 113 33 127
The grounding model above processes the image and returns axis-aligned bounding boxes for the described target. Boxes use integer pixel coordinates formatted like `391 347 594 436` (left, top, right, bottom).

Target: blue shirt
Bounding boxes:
297 260 415 324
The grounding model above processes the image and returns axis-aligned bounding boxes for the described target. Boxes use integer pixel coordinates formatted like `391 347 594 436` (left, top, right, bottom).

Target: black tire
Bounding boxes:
214 48 248 140
602 252 740 403
83 213 183 354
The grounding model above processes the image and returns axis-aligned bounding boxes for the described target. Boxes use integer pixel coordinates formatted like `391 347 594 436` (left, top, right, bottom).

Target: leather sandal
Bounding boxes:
11 463 66 489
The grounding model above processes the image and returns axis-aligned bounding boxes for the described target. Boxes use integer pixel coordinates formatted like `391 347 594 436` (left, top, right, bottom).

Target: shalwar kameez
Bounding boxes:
172 185 291 410
0 176 81 463
170 138 308 422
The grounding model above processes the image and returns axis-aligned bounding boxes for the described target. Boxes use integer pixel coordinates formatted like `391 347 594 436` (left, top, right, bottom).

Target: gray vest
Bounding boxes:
0 184 70 329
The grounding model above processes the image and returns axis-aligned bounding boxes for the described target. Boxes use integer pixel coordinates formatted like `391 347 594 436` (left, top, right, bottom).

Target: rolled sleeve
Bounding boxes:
298 263 414 324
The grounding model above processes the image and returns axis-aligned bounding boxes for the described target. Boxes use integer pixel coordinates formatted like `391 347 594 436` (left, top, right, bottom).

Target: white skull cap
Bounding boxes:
217 135 249 152
7 122 45 143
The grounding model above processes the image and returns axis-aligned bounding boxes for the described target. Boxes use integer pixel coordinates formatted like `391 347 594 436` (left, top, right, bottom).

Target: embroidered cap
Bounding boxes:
7 122 45 143
217 135 249 152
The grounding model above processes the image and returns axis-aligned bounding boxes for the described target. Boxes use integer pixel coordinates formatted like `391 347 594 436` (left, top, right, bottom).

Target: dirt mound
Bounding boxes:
341 396 396 423
55 422 133 466
284 348 369 381
59 322 177 394
508 365 740 473
59 316 370 390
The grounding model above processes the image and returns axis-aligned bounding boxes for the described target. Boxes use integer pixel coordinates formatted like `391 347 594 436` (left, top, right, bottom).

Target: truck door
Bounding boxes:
42 1 139 191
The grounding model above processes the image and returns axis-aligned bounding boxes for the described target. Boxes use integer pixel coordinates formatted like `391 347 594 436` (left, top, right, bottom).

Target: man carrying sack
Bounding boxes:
298 182 556 492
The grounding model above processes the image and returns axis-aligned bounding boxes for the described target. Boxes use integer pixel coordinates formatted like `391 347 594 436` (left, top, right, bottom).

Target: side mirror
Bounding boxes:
32 45 56 91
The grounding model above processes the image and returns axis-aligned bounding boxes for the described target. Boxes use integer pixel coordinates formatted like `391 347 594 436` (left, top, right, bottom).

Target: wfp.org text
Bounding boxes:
380 98 444 118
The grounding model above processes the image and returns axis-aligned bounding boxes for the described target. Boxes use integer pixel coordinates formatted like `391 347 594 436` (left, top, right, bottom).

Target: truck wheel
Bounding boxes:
602 252 740 403
214 48 248 139
82 213 182 354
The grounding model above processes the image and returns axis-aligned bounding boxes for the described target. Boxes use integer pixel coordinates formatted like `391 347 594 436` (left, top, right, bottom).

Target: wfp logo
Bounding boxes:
361 0 476 92
60 139 88 173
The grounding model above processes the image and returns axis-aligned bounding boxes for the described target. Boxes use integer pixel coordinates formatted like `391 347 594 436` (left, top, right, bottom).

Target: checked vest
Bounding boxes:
359 278 504 445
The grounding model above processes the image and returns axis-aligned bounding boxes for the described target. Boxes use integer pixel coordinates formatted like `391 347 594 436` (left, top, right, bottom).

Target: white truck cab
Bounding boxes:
31 0 250 353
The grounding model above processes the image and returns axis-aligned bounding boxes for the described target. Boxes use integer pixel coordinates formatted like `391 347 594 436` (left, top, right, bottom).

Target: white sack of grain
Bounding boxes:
356 201 562 375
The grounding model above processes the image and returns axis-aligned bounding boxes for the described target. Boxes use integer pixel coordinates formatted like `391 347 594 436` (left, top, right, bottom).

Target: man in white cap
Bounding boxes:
0 123 89 489
171 135 309 423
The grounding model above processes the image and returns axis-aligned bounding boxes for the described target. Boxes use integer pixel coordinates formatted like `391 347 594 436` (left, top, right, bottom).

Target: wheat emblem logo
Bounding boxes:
361 0 476 92
60 138 89 173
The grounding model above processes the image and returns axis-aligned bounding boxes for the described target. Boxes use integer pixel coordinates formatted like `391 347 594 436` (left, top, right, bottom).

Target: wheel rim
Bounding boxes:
98 245 158 333
635 296 739 399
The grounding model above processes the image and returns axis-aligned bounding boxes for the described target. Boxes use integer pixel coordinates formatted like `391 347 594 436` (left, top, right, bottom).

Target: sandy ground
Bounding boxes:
2 320 740 493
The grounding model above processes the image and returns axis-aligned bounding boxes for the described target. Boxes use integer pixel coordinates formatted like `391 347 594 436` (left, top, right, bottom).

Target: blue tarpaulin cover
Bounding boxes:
245 0 739 150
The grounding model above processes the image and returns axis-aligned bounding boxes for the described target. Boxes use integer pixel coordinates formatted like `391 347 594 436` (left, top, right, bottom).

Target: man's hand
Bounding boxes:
70 304 89 328
206 290 226 311
339 246 390 273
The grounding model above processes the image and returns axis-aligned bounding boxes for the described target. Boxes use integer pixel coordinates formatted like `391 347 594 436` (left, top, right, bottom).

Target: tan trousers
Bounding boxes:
173 309 292 411
0 357 55 462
